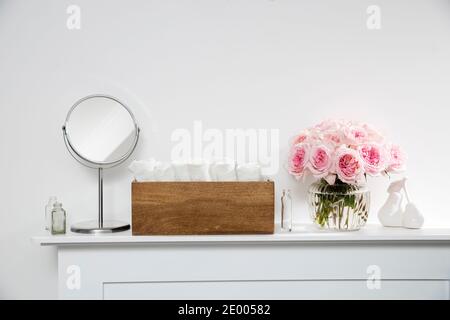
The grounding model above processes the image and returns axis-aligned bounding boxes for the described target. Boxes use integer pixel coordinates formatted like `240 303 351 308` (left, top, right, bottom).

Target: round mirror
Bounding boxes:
63 95 139 168
62 95 140 234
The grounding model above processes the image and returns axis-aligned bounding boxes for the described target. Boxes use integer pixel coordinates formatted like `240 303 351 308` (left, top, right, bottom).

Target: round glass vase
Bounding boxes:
308 179 370 231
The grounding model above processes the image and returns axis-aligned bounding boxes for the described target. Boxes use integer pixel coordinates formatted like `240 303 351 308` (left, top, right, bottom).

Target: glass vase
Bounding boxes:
308 179 370 231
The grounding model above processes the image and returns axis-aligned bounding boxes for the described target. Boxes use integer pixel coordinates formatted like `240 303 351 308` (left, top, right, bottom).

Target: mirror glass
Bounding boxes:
65 96 138 164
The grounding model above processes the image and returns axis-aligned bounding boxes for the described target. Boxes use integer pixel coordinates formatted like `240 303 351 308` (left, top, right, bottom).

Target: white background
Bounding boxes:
1 0 450 299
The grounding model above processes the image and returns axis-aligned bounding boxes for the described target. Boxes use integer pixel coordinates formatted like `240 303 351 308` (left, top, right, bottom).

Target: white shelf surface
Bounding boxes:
32 224 450 246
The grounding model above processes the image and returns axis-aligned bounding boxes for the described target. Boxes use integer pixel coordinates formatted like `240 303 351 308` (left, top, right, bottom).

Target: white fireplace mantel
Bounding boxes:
33 224 450 300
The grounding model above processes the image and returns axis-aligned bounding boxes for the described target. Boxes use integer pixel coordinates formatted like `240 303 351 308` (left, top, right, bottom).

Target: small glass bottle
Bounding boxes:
45 197 57 231
51 202 66 235
281 189 293 232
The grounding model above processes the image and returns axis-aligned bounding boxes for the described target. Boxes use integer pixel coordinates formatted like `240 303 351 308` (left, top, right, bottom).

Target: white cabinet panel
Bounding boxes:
103 280 449 300
57 243 450 299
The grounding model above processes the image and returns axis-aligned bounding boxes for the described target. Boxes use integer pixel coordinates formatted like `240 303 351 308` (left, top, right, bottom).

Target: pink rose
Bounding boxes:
335 146 364 185
313 120 343 147
289 143 310 177
323 132 342 147
309 145 333 178
293 131 309 145
363 123 384 143
358 144 387 176
387 144 406 173
343 124 368 145
314 119 341 132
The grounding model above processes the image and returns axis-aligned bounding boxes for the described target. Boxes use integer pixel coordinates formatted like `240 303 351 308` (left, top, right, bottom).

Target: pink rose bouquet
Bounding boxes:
289 119 406 186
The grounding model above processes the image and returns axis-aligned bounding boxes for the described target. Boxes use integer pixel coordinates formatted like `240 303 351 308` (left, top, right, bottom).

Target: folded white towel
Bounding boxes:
153 163 176 181
236 162 262 181
188 162 211 181
210 161 237 181
172 162 191 181
128 159 157 181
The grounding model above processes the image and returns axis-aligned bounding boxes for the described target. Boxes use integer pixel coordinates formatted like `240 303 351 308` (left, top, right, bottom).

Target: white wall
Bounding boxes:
1 0 450 299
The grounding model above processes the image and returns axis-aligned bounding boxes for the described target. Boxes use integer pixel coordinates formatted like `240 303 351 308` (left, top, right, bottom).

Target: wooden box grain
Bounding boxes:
131 181 274 235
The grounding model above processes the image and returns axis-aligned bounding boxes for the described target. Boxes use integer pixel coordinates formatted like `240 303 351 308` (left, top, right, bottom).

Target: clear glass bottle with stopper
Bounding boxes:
281 189 293 232
51 202 66 235
45 197 57 231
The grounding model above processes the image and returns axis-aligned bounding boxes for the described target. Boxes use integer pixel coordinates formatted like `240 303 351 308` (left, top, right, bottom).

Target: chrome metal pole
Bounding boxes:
98 167 103 228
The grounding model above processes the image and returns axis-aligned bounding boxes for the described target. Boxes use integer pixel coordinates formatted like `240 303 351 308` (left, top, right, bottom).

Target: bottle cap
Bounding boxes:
48 196 57 204
53 202 62 208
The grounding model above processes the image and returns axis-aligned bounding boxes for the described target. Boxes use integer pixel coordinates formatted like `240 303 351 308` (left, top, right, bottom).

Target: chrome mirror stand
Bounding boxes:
69 168 131 234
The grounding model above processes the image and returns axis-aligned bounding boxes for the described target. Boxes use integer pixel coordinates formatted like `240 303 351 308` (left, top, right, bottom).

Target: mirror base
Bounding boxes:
70 220 130 234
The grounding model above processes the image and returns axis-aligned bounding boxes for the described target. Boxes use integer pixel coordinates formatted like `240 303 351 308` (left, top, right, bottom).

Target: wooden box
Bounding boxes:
131 181 274 235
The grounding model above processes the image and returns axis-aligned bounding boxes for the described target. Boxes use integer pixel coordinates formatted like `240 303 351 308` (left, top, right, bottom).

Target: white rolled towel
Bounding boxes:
188 161 211 181
210 161 237 181
172 162 191 181
128 159 162 182
128 159 158 181
153 163 176 181
236 162 262 181
128 160 148 181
